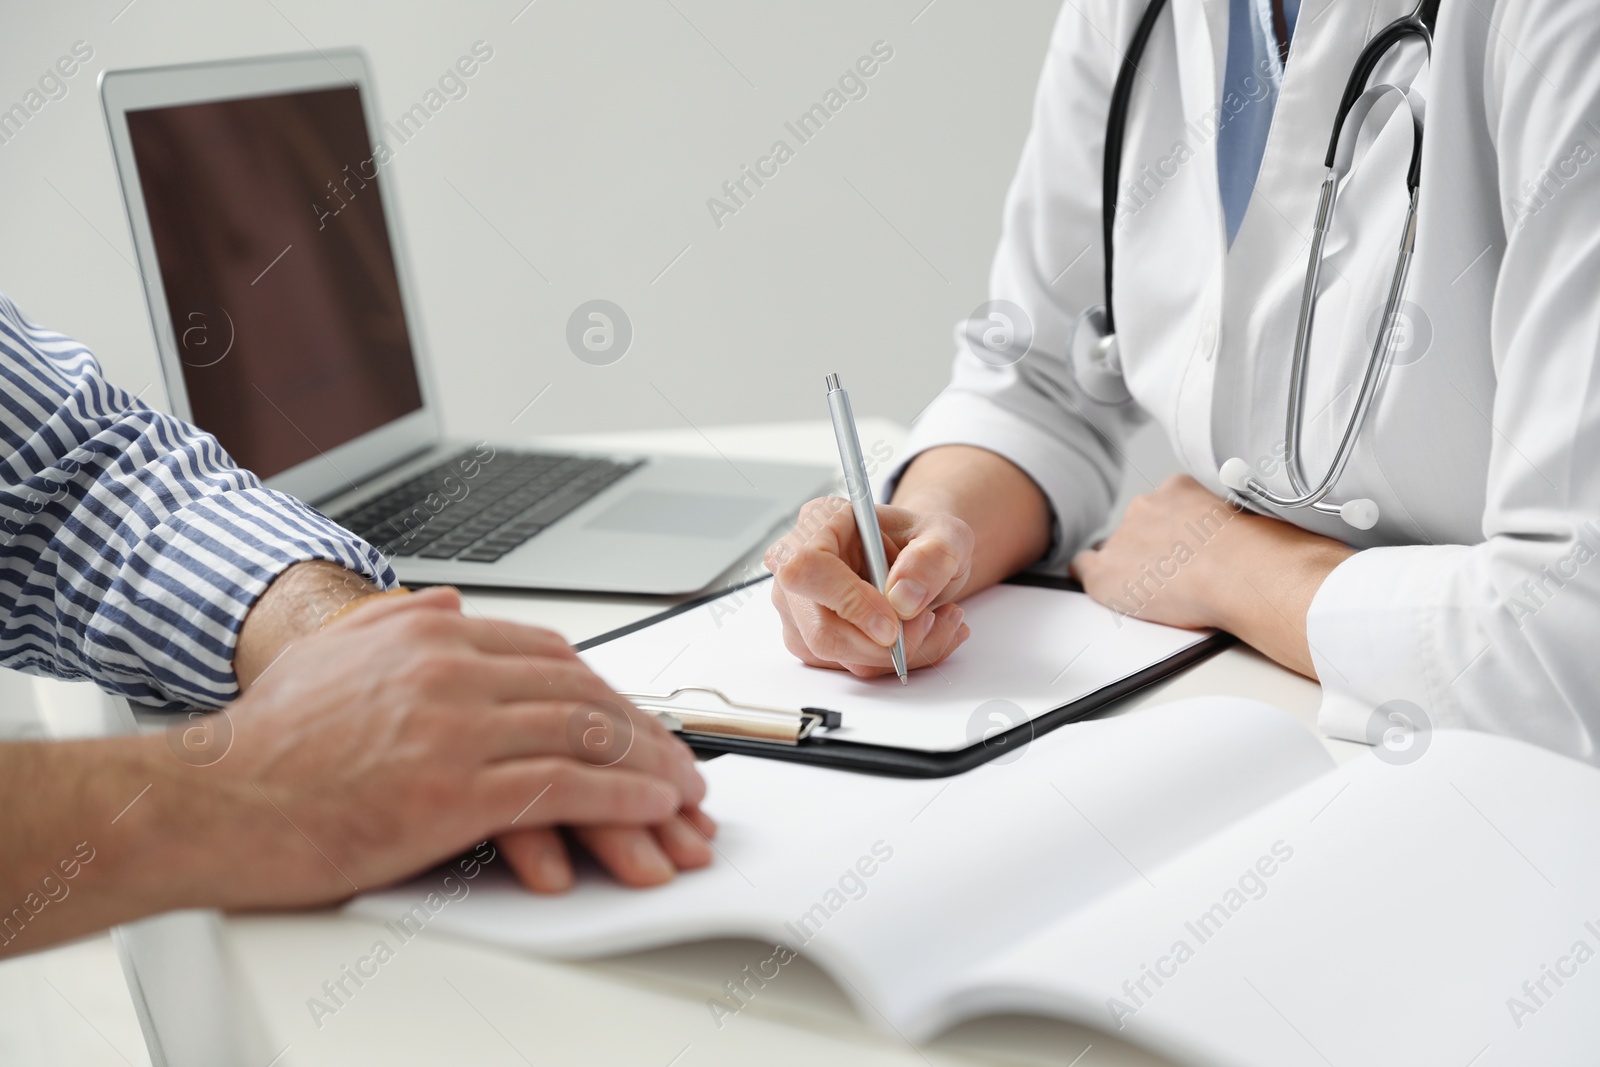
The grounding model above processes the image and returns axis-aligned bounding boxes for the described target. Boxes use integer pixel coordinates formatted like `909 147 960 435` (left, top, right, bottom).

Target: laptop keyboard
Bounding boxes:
335 448 643 564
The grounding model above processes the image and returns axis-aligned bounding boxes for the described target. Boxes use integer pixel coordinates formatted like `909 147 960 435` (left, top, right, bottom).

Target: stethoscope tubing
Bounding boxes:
1271 84 1426 512
1089 0 1438 529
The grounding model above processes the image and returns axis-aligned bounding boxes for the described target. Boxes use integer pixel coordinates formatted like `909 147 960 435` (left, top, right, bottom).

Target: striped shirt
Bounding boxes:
0 294 395 710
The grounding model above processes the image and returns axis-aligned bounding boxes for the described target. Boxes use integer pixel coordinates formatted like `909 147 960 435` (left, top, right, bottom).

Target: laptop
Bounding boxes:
100 51 832 595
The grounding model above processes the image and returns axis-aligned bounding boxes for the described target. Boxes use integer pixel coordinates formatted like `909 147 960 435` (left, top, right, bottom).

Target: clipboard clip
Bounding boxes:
619 687 843 746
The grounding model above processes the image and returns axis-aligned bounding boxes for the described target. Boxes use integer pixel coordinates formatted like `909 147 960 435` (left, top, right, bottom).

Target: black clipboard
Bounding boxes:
576 573 1234 778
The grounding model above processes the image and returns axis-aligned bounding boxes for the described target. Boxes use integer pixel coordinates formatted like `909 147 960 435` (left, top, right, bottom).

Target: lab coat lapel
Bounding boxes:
1193 0 1230 95
1172 0 1230 169
1160 0 1230 484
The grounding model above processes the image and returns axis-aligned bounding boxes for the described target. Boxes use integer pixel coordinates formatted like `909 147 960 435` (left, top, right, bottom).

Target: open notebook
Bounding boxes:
350 699 1600 1065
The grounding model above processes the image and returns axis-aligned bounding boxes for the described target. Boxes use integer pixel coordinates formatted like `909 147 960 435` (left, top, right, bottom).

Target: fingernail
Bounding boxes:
538 848 572 891
667 819 713 864
888 580 927 617
867 613 898 645
635 837 675 882
682 773 707 807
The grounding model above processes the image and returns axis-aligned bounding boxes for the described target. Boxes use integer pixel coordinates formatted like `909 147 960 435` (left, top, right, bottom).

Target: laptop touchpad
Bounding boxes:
585 490 773 538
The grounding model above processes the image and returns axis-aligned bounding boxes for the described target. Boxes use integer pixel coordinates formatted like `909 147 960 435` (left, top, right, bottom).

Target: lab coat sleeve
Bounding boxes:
1307 0 1600 763
888 0 1150 566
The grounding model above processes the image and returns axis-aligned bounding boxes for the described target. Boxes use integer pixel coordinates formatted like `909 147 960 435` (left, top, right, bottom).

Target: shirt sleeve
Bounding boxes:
1307 0 1600 763
0 295 397 710
887 0 1150 567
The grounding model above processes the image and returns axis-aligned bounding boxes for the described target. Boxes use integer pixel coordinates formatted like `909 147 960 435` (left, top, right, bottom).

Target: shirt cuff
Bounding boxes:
1305 544 1473 745
885 389 1116 568
87 487 397 711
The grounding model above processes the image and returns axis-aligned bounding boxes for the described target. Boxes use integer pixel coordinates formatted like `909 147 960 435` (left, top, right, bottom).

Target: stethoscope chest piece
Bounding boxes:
1068 304 1133 405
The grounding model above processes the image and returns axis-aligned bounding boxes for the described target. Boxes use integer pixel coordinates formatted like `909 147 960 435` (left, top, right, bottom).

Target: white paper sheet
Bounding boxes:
943 728 1600 1065
349 699 1333 1032
579 580 1211 751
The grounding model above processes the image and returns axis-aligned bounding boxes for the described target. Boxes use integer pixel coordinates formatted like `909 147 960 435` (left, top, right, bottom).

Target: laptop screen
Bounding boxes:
126 85 423 479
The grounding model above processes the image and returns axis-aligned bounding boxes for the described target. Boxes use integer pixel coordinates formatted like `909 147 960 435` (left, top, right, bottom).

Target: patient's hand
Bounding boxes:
137 587 714 910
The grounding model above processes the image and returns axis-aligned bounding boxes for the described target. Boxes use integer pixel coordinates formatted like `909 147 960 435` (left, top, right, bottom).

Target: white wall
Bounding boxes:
0 0 1175 506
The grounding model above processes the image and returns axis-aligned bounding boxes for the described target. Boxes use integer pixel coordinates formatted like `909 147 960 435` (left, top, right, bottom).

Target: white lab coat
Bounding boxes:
901 0 1600 762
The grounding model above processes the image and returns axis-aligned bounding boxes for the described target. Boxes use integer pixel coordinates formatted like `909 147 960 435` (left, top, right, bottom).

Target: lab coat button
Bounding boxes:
1199 320 1217 360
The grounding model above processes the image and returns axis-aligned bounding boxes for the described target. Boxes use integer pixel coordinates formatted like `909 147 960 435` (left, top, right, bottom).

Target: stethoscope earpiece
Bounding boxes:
1218 458 1254 493
1221 457 1380 530
1336 497 1380 530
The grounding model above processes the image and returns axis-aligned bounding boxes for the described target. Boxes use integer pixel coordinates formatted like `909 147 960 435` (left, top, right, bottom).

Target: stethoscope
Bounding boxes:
1068 0 1440 529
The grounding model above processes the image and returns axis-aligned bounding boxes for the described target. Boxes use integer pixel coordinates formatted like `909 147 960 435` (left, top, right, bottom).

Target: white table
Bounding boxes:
0 419 1363 1067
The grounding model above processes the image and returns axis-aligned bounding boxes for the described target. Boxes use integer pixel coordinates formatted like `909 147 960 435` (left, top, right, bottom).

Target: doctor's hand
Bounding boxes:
1071 475 1355 677
765 496 974 677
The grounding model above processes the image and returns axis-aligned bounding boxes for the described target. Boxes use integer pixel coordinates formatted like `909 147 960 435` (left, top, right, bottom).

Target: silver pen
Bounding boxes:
824 372 908 684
